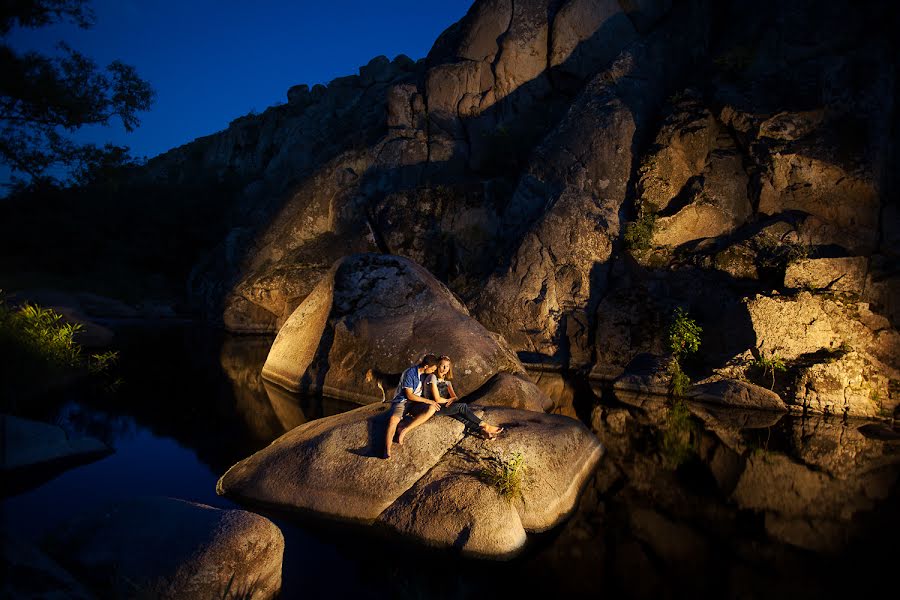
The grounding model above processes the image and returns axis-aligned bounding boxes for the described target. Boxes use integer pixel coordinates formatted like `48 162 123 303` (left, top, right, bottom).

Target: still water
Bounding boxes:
3 324 898 599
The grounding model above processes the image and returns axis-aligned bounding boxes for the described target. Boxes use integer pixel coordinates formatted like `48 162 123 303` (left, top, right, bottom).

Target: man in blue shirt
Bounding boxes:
384 354 440 459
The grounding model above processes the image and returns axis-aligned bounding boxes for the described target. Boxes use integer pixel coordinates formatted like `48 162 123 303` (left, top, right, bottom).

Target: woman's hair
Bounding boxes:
438 355 453 380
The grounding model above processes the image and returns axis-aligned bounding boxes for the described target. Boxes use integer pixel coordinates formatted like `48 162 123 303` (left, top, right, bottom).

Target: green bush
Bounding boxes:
0 293 119 404
0 298 83 368
668 307 702 359
624 209 658 253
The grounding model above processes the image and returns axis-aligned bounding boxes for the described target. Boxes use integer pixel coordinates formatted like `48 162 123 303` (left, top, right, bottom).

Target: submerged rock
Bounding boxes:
218 404 603 558
43 496 284 600
1 415 111 495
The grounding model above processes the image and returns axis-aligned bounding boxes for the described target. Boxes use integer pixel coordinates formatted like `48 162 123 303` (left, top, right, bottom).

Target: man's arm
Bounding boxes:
404 387 440 408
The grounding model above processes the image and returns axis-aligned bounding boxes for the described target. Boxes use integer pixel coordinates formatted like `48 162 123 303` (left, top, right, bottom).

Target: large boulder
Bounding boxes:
261 253 525 402
734 291 900 417
218 403 603 558
43 496 284 600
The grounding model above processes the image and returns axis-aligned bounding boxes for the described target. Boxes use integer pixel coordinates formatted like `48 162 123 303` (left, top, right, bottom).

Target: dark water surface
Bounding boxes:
3 324 899 599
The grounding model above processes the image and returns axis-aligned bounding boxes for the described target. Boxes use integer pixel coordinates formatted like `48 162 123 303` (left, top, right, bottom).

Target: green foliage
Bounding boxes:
752 351 787 390
478 450 528 503
668 307 702 359
624 208 657 253
0 291 122 404
1 297 83 368
660 400 699 468
668 360 691 398
1 0 154 191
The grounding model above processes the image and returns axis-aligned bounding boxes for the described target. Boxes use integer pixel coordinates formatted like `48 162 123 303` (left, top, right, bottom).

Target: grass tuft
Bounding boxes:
477 450 528 503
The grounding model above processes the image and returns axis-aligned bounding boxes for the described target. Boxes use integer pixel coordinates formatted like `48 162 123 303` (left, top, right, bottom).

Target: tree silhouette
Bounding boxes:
0 0 154 191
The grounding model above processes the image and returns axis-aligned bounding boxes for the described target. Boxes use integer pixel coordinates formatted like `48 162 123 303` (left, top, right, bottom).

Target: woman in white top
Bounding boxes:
423 355 505 439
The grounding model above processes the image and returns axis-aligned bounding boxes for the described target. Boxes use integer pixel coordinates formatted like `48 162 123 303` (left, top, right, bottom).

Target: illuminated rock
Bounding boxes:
218 404 602 558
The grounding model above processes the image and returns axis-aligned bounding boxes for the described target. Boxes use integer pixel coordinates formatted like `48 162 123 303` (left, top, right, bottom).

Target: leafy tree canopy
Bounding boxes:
0 0 154 192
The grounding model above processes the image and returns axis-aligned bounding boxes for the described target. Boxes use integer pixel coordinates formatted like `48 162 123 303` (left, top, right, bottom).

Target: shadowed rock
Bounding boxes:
43 497 284 600
2 415 112 495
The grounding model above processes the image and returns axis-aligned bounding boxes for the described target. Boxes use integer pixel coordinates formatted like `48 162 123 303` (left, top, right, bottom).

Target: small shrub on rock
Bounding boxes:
624 208 658 253
478 450 528 503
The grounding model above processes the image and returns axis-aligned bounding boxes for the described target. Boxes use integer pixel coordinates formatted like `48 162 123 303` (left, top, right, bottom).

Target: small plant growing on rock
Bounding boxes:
478 450 528 503
752 351 787 390
668 361 692 398
624 208 658 253
668 307 702 359
666 308 702 398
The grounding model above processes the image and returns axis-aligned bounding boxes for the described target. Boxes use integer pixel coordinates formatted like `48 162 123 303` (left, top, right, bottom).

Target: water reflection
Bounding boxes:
563 388 900 598
4 327 898 599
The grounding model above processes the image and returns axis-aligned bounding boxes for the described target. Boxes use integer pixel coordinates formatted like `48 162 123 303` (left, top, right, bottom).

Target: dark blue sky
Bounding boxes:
8 0 473 162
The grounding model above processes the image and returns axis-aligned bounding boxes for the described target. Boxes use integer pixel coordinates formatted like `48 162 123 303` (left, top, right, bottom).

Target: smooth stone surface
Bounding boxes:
219 404 603 558
687 379 788 412
218 404 466 522
467 372 554 412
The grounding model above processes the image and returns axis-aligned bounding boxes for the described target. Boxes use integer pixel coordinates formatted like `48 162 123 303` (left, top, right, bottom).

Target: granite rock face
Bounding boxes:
218 403 603 558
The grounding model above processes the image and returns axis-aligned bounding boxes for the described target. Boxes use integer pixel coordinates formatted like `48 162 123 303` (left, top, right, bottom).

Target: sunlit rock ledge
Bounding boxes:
217 404 603 558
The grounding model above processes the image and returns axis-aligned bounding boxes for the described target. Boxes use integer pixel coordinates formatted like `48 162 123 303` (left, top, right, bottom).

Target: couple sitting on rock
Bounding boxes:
384 354 505 459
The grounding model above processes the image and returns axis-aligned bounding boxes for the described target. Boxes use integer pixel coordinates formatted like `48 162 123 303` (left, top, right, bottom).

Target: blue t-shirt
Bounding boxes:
391 366 423 403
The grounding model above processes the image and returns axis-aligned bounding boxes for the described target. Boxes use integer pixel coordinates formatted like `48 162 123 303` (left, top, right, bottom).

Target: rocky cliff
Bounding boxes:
71 0 900 417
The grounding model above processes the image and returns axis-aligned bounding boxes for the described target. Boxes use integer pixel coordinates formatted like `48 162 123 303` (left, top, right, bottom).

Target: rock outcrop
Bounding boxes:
261 253 524 403
10 0 895 417
218 403 603 558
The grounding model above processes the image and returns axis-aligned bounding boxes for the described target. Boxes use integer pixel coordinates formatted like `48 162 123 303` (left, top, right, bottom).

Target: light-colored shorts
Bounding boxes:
388 401 407 419
388 401 431 419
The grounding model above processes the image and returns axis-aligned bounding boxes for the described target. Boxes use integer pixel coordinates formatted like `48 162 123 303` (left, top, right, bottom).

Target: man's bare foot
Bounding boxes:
397 423 408 445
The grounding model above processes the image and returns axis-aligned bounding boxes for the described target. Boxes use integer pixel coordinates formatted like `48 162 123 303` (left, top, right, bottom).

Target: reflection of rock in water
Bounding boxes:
220 335 289 442
533 389 900 598
262 380 308 431
528 368 578 417
732 414 900 553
